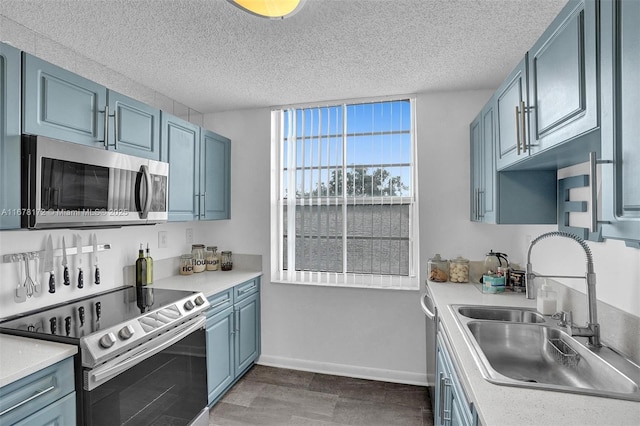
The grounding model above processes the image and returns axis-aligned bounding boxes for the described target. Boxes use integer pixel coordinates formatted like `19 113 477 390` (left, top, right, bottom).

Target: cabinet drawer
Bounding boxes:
207 289 234 317
13 392 76 426
234 278 259 302
0 357 75 425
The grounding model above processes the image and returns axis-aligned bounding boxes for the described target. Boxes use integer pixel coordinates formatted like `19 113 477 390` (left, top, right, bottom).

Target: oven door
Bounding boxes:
83 316 207 426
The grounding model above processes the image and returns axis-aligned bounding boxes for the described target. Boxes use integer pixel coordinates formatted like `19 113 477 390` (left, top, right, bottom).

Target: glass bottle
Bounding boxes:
135 243 147 286
221 251 233 271
179 254 194 275
206 246 219 271
145 243 153 285
191 244 206 273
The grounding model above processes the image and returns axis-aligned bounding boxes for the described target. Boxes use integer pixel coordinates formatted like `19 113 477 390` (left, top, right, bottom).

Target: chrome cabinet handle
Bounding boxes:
210 297 230 310
478 190 485 219
0 385 55 416
520 100 527 153
101 105 109 148
442 377 452 422
589 151 612 232
114 106 119 150
438 372 446 425
515 105 521 156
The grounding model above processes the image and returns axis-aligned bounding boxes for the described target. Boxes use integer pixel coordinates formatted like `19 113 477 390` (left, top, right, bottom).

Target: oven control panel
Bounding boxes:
80 292 209 368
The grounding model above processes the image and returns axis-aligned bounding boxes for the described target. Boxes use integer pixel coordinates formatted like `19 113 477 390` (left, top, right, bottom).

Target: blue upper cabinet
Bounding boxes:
600 0 640 245
495 57 529 170
527 0 599 160
470 100 496 223
0 43 21 229
22 53 107 147
161 112 201 221
107 90 161 160
200 129 231 220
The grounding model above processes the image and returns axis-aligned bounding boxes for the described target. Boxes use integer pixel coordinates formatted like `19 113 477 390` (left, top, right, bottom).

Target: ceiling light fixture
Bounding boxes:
228 0 305 19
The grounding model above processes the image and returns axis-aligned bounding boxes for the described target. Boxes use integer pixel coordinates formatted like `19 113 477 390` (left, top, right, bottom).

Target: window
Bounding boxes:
271 98 419 289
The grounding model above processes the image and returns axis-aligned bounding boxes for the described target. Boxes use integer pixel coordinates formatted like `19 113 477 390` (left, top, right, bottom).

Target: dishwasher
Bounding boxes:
420 283 438 410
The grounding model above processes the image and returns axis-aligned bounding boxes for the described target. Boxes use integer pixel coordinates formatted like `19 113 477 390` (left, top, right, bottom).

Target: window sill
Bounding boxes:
270 274 419 291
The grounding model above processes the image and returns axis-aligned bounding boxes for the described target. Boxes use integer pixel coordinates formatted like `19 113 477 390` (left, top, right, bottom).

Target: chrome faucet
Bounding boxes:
525 231 601 347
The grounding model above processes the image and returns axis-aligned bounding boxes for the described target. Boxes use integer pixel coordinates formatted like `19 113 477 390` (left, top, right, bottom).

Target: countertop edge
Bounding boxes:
0 335 77 388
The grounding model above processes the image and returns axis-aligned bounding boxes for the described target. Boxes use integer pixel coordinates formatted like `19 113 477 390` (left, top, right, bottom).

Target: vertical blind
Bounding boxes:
276 99 418 289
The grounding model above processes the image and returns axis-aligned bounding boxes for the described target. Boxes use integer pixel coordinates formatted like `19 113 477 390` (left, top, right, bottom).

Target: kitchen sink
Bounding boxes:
450 305 640 401
457 305 545 323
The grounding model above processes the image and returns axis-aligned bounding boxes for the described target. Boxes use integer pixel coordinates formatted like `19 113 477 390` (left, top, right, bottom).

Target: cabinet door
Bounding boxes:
107 90 160 160
206 306 235 405
601 0 640 243
22 53 107 147
234 291 260 375
200 129 231 220
0 43 21 229
480 104 496 223
161 112 200 221
527 0 598 154
495 57 529 170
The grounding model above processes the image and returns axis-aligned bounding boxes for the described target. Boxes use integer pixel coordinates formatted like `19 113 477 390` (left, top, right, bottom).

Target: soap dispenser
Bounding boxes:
536 279 557 315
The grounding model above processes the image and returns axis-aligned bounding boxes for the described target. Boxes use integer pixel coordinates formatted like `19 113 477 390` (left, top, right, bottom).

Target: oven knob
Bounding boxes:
118 325 135 340
183 300 195 311
194 295 205 306
99 332 117 349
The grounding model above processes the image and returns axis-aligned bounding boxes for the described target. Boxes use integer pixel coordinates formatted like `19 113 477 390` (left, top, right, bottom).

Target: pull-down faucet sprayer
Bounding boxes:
525 231 600 347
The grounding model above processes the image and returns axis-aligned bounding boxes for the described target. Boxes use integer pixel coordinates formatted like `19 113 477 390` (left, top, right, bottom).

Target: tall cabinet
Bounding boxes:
600 0 640 244
0 43 21 229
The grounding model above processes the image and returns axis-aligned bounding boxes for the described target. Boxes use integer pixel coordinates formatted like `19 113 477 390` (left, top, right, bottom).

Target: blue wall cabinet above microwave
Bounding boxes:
527 0 599 159
22 53 108 147
200 129 231 220
23 54 161 160
0 43 21 230
600 0 640 245
107 90 161 160
161 112 201 222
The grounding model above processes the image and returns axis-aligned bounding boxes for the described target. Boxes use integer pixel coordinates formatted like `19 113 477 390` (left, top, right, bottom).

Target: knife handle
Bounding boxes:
63 267 70 286
48 273 55 293
95 267 100 285
78 269 84 289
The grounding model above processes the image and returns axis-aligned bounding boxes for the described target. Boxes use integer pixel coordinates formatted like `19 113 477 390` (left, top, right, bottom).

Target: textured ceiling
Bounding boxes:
0 0 567 114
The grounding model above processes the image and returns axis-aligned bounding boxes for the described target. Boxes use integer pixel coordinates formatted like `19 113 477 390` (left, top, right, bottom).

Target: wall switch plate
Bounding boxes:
158 231 168 248
186 228 193 244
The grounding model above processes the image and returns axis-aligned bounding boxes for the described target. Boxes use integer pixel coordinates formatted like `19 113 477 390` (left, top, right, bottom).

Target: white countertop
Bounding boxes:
0 334 77 388
152 269 262 298
426 281 640 426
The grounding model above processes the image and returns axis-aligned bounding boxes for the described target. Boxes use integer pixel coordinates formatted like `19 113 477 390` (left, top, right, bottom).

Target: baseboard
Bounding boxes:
257 355 428 386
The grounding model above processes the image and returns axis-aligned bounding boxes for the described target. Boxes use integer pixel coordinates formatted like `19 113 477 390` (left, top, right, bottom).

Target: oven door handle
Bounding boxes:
86 316 205 391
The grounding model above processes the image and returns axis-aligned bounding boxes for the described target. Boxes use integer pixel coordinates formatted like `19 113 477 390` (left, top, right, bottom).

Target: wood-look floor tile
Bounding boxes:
220 379 267 407
331 397 424 426
249 384 338 419
308 374 387 404
244 365 315 389
383 383 429 409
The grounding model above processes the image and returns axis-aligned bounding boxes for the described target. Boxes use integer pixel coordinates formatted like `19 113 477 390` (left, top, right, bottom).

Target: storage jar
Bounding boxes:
427 254 448 282
221 251 233 271
191 244 206 273
449 256 469 283
179 254 194 275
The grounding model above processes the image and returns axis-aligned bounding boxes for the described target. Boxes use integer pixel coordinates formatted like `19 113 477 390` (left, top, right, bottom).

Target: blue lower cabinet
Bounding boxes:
206 306 235 404
206 277 261 406
435 333 475 426
0 357 75 426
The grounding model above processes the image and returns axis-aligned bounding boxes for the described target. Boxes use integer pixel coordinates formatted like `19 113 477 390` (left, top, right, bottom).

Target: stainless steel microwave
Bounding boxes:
21 134 169 229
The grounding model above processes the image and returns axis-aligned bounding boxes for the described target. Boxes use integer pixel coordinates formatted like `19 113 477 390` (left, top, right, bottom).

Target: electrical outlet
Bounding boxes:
158 231 168 248
186 228 193 244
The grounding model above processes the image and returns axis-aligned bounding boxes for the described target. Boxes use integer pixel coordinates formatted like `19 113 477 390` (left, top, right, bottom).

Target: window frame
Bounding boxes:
270 96 420 290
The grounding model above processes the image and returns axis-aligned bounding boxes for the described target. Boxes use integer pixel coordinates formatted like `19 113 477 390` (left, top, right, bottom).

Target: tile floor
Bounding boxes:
209 365 434 426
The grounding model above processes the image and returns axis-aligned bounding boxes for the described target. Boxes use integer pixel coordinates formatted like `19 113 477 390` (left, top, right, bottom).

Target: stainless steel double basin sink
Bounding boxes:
451 305 640 401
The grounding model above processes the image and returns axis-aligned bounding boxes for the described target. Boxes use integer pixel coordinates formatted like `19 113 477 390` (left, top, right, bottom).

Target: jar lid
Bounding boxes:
429 253 447 262
453 256 469 263
181 254 194 259
206 246 218 250
191 244 205 249
221 251 232 255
